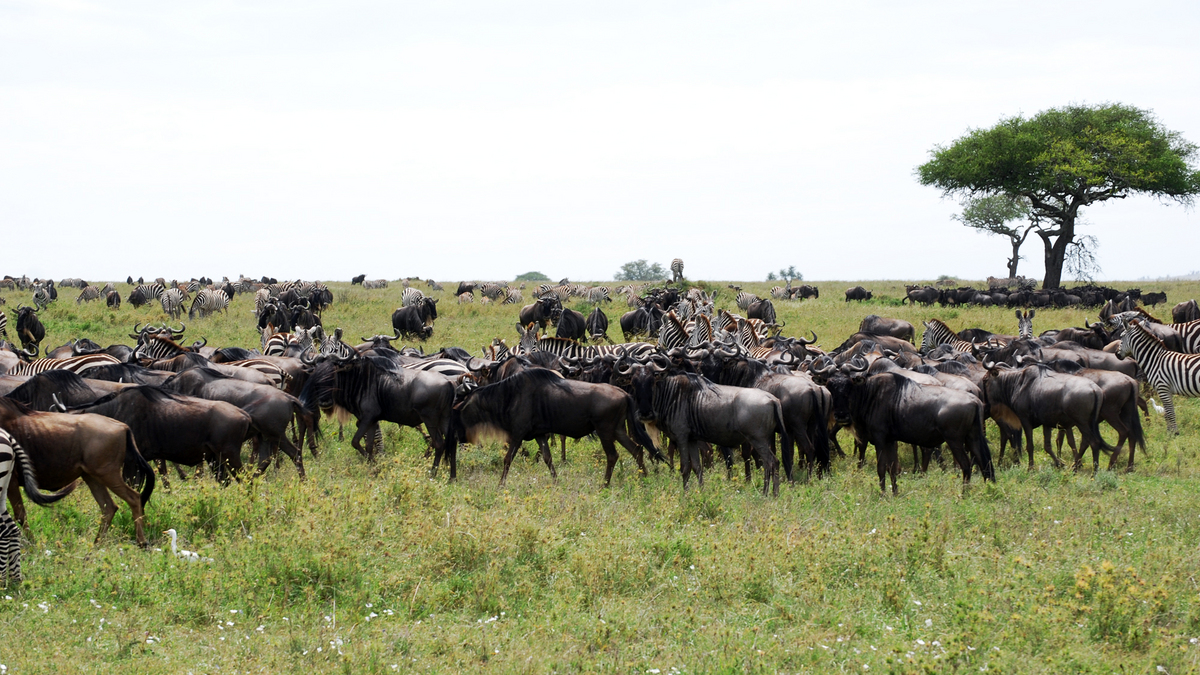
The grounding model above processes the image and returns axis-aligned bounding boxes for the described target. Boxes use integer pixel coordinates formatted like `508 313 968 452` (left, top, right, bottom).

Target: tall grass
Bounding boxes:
1 279 1198 673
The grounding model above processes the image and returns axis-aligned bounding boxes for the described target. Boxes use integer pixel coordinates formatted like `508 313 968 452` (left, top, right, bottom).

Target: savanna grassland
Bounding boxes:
2 278 1200 674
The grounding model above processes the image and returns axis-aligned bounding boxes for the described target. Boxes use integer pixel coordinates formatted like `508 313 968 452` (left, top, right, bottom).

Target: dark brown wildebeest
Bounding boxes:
454 367 662 486
859 315 915 343
612 356 783 495
981 362 1114 469
811 358 993 494
844 286 872 302
0 398 154 546
555 307 587 341
1171 299 1199 324
71 387 253 484
1042 360 1144 472
518 296 562 330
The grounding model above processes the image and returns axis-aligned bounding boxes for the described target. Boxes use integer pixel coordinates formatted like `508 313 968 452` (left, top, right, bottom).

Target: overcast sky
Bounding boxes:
2 0 1198 283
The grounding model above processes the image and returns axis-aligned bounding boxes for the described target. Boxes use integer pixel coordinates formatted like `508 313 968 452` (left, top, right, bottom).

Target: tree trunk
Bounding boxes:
1007 238 1021 279
1040 214 1076 290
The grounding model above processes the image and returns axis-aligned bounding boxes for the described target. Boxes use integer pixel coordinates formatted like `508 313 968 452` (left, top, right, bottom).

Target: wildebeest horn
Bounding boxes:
844 356 869 373
982 359 996 370
133 322 145 333
192 337 207 349
796 330 817 346
614 358 634 376
174 322 186 334
20 345 39 359
50 393 66 413
299 350 318 365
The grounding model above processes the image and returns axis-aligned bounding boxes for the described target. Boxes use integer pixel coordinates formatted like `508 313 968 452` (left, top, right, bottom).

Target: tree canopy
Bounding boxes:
514 271 550 282
614 260 667 281
952 194 1033 279
918 104 1200 288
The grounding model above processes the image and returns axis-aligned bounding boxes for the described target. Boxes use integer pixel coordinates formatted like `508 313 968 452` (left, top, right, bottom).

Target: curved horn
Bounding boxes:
174 322 186 334
191 337 207 349
20 345 39 359
845 356 869 373
795 330 817 346
133 322 145 334
614 358 634 376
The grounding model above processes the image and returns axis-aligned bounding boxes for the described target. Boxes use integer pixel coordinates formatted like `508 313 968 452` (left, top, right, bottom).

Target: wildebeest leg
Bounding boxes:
876 442 899 494
499 442 523 486
275 434 306 479
560 435 568 462
94 471 147 547
919 446 933 473
753 439 779 497
1040 426 1063 468
856 438 868 469
536 437 558 480
1022 423 1037 470
679 439 692 489
81 475 119 544
700 442 714 469
690 442 705 488
350 420 378 460
718 445 734 479
741 444 753 482
911 444 921 472
598 433 620 486
946 440 971 487
612 426 649 476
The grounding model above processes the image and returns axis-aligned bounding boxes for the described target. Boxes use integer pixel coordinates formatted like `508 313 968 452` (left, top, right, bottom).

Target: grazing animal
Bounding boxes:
670 258 684 283
844 286 872 302
1171 299 1199 324
0 398 154 546
15 305 45 351
1115 317 1200 434
0 427 78 581
859 315 915 343
555 307 587 341
586 306 610 343
391 300 437 340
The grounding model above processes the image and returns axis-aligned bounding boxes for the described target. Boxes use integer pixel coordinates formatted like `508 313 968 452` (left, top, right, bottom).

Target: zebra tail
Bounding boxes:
122 429 156 506
14 441 77 506
625 397 665 463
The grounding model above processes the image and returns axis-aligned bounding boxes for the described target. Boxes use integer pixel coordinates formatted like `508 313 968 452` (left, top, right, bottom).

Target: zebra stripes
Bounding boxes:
8 353 120 377
587 286 611 304
920 319 975 354
362 279 389 289
1118 318 1200 433
32 286 52 310
657 311 689 352
188 289 230 319
0 428 23 581
1169 318 1200 354
479 283 506 301
671 258 684 282
502 289 522 304
76 285 101 304
0 313 6 340
402 358 470 381
735 292 758 311
401 288 426 307
161 288 184 319
319 328 356 359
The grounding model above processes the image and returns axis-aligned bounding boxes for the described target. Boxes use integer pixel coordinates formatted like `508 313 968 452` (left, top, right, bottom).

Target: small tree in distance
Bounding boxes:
952 194 1034 279
514 271 550 282
778 266 802 283
614 260 667 281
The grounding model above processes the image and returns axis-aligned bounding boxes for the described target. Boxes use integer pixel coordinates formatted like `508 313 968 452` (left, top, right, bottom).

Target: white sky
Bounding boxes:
2 0 1198 283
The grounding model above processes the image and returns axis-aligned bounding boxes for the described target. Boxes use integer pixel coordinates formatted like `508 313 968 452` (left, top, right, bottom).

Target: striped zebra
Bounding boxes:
1161 318 1200 354
735 291 758 310
502 289 522 304
1017 310 1034 340
32 285 52 310
0 312 6 340
770 286 788 299
401 287 426 307
254 288 272 317
319 328 357 359
362 279 389 290
100 282 116 295
687 313 713 348
76 285 100 304
160 288 184 319
458 292 474 304
188 289 230 319
8 353 120 377
133 333 193 361
402 358 470 382
1117 317 1200 433
225 359 288 389
657 311 690 352
263 330 290 356
920 319 975 354
479 283 506 300
587 286 611 304
671 258 684 283
519 332 657 362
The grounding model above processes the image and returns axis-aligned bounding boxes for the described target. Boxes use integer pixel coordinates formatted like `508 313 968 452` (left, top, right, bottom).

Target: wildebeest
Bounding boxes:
904 285 940 306
518 297 562 330
106 290 121 310
795 285 819 300
812 359 994 494
1142 291 1167 307
454 367 661 486
620 305 663 341
0 398 154 546
612 357 784 495
858 315 915 343
15 306 44 351
163 367 312 477
72 387 254 484
586 306 610 342
555 307 586 341
1043 360 1144 472
981 362 1113 468
1173 299 1199 323
746 298 778 325
844 286 872 302
0 427 78 581
456 281 477 296
351 274 366 285
391 299 437 341
299 353 455 468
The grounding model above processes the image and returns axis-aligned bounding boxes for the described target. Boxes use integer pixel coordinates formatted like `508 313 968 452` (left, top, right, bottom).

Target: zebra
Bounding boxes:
426 279 445 292
502 289 522 304
188 289 230 319
687 313 714 348
458 292 474 304
587 286 611 304
0 312 6 340
671 258 684 283
401 288 426 307
160 288 184 319
1017 310 1035 340
920 319 975 354
8 353 120 377
263 330 291 356
657 311 690 352
254 288 272 317
133 333 193 361
734 291 758 311
32 285 52 310
75 285 100 304
319 328 356 359
402 358 470 382
479 283 506 301
362 279 389 289
0 427 73 581
1116 317 1200 434
770 285 788 299
100 282 116 295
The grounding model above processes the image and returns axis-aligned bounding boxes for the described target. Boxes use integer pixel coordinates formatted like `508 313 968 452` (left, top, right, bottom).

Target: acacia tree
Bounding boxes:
614 259 667 281
952 194 1034 279
918 104 1200 288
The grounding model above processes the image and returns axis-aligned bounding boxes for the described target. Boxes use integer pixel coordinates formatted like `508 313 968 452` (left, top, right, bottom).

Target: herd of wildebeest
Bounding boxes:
0 271 1199 583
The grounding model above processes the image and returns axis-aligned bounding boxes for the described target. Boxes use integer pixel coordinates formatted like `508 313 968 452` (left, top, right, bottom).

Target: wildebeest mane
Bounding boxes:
6 370 96 410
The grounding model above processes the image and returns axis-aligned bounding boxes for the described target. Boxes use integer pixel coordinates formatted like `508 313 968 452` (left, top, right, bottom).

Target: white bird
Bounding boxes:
163 529 212 563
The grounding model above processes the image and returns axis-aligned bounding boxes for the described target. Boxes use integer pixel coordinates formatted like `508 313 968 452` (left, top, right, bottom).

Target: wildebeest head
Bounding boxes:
612 353 669 421
810 356 868 425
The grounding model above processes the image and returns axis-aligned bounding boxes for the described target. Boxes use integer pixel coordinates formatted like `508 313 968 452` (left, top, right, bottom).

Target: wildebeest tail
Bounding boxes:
1125 395 1146 457
625 396 665 463
122 428 156 506
13 440 77 505
809 394 831 475
973 404 995 481
1088 391 1117 454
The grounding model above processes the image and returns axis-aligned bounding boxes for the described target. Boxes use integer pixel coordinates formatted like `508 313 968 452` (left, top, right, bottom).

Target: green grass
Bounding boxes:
2 279 1200 673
